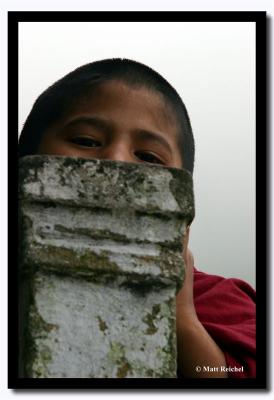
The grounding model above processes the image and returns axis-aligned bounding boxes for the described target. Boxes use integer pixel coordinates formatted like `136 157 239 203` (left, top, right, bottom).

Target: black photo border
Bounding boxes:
8 10 267 390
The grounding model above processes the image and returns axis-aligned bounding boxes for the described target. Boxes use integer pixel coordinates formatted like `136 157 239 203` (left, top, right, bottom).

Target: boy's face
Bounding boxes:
38 80 183 168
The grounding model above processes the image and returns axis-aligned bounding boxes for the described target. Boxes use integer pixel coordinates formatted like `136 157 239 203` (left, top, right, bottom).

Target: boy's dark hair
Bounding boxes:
18 58 195 174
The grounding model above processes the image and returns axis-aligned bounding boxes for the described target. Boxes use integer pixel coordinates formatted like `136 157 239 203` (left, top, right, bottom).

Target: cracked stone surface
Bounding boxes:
18 156 195 378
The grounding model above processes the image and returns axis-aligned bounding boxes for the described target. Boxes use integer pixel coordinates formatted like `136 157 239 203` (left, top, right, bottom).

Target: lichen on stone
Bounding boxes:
107 341 133 378
97 316 108 333
142 303 161 335
24 276 58 378
30 243 120 277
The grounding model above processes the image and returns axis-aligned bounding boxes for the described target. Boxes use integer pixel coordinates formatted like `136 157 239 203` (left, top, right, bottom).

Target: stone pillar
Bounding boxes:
18 156 195 378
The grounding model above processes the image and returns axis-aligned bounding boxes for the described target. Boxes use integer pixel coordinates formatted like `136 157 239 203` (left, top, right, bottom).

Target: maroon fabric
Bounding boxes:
193 267 256 378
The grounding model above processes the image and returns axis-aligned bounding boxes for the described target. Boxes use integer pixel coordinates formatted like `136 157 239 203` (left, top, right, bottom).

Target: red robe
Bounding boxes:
193 267 256 378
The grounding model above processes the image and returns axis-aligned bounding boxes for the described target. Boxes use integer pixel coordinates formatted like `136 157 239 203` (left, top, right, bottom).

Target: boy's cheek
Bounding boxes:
38 138 73 156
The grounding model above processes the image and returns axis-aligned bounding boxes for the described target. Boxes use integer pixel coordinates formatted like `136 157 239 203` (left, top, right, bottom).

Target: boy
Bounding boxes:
18 58 256 378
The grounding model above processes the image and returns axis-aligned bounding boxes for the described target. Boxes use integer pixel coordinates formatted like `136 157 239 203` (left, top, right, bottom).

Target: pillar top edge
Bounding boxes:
19 155 195 219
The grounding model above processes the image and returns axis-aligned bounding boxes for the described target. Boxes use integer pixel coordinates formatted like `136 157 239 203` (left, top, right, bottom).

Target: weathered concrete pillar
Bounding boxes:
18 156 194 378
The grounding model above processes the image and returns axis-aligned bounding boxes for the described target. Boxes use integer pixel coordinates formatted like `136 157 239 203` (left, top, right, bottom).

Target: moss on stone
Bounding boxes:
97 316 108 333
31 244 119 277
108 342 125 362
54 224 131 244
107 342 133 378
169 169 195 224
142 303 161 335
158 247 185 292
23 275 58 378
116 361 132 378
29 305 58 336
160 297 177 377
31 344 52 378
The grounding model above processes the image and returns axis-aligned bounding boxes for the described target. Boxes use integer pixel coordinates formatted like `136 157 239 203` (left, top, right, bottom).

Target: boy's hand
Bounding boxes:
175 227 228 378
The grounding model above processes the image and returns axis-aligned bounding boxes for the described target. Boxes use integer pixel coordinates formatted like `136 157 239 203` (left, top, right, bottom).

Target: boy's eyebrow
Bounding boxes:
64 116 173 153
136 130 173 154
64 116 112 134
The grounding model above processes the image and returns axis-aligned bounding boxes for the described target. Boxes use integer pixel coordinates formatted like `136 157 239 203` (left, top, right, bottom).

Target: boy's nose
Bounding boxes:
100 143 133 163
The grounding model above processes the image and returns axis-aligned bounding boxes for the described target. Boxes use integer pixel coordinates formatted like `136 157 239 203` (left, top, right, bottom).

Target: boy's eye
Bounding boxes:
134 151 164 165
69 136 102 148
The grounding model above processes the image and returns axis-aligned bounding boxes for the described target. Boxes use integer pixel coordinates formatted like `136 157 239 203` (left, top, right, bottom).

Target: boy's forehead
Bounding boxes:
66 80 179 130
